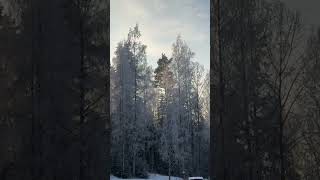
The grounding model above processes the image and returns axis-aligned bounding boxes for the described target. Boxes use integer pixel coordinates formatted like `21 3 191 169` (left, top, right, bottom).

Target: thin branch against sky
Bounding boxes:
110 0 210 69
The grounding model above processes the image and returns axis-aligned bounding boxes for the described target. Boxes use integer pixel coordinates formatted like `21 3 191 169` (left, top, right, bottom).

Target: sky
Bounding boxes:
110 0 210 69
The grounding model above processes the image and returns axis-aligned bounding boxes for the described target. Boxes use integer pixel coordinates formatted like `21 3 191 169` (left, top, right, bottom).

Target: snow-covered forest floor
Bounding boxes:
110 173 183 180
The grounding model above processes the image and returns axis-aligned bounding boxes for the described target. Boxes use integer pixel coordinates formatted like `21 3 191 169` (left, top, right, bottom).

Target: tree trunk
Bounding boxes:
278 4 285 180
79 1 86 178
31 0 41 179
168 159 171 180
211 0 225 179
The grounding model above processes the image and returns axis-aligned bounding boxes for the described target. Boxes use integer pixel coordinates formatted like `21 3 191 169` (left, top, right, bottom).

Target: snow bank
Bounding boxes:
110 173 183 180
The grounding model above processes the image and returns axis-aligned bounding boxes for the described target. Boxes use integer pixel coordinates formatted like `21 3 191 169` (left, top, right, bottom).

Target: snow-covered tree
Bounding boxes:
111 24 154 178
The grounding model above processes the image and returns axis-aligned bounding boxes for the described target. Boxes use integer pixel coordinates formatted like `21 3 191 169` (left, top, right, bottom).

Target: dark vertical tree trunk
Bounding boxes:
197 82 201 175
79 3 86 180
105 3 111 177
120 53 124 178
209 0 214 178
278 4 285 180
132 40 137 177
31 0 42 179
31 0 37 179
191 121 195 173
239 1 252 179
211 0 224 179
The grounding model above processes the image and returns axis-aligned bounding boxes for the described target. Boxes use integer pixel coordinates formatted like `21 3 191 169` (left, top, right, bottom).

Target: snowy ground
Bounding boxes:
110 173 183 180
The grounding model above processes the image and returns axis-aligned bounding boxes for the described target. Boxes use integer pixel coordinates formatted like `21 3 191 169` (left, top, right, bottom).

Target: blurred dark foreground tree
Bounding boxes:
211 0 320 180
0 0 110 180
